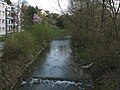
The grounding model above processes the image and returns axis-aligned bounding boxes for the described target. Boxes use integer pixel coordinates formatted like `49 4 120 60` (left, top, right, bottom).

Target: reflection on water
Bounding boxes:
15 39 93 90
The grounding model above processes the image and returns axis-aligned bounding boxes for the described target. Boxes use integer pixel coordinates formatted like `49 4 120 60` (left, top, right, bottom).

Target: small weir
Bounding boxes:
15 77 93 90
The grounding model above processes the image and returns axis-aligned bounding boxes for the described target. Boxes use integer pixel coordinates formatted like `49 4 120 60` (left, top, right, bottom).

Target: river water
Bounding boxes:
14 39 93 90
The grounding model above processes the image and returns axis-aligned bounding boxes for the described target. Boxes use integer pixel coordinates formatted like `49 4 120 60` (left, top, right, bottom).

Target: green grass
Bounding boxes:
0 35 8 42
74 47 88 63
3 31 35 61
49 27 66 38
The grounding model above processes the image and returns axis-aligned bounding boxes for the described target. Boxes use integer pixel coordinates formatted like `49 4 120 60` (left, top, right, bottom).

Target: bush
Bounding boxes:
25 24 52 48
3 31 35 63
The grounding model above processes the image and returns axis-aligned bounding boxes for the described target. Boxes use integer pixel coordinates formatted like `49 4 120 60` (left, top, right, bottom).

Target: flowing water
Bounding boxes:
14 39 93 90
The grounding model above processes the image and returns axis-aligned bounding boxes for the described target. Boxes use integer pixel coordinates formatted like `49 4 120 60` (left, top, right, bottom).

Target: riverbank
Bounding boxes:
0 43 48 90
0 24 67 89
11 43 48 89
71 40 120 90
0 39 48 90
0 24 66 89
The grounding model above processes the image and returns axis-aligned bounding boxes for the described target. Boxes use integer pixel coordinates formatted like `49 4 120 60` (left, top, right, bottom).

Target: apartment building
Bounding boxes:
0 0 7 35
11 5 21 32
0 0 21 35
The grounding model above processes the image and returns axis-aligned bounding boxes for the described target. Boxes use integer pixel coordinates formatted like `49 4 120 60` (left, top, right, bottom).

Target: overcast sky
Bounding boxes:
11 0 69 14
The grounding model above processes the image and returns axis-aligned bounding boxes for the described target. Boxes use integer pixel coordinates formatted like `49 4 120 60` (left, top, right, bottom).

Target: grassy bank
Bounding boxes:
49 27 66 39
0 24 64 89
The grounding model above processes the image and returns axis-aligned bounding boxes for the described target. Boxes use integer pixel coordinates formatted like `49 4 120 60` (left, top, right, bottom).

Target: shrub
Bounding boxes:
25 24 52 48
3 31 35 63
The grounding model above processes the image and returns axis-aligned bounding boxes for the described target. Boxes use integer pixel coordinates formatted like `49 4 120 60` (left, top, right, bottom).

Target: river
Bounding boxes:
14 39 93 90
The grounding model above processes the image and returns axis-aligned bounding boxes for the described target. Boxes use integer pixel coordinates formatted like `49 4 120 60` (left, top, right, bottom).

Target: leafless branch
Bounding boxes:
56 0 86 29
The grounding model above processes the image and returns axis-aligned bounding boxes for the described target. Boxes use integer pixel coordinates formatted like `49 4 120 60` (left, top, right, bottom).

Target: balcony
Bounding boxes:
7 23 13 26
6 15 13 19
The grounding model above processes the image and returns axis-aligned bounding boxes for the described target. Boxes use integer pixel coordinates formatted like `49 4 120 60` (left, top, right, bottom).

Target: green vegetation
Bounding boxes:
25 24 52 46
0 22 65 89
49 27 65 38
21 5 36 27
3 31 35 62
66 0 120 89
1 32 36 89
0 36 8 42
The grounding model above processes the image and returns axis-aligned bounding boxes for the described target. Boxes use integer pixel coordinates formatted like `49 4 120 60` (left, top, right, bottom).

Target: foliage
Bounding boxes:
4 0 11 5
95 72 120 90
25 24 52 49
0 35 8 42
45 13 65 29
56 16 64 29
49 27 66 39
3 31 35 62
66 0 120 89
21 5 36 27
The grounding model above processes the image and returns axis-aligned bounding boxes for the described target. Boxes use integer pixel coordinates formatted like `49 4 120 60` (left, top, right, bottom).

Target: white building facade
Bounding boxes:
0 0 7 35
0 0 21 35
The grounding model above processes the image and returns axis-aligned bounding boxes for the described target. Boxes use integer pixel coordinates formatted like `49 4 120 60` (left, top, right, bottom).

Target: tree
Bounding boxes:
65 0 120 89
21 5 36 28
56 15 64 29
35 6 39 12
4 0 11 5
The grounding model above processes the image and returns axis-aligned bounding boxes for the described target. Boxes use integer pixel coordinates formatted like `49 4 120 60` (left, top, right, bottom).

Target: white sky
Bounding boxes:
11 0 69 14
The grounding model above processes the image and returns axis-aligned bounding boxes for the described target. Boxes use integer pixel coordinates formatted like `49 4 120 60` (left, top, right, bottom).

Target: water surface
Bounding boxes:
15 39 93 90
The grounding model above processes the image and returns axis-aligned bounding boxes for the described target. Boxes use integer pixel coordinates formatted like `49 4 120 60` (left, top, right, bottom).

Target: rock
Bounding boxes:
21 79 27 85
34 79 41 84
81 62 94 69
34 67 37 69
30 78 39 84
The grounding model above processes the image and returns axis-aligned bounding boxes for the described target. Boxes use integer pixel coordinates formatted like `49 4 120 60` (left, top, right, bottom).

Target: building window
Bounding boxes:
2 3 4 8
2 27 4 30
2 11 4 15
0 19 1 23
2 19 4 23
0 27 1 31
7 20 8 23
8 7 10 9
9 27 11 30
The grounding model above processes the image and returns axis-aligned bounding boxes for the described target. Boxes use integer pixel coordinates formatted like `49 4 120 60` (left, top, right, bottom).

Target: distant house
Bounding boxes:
11 5 21 32
33 13 41 24
37 9 50 16
40 9 47 16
